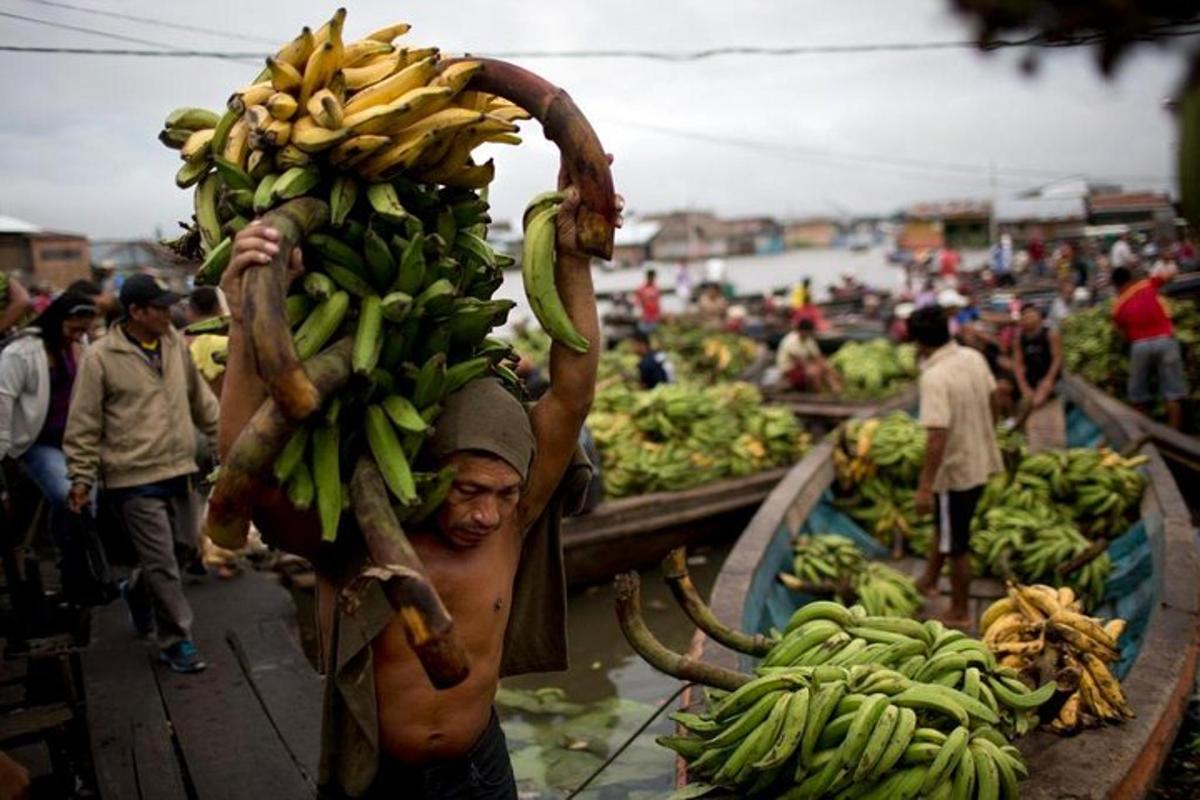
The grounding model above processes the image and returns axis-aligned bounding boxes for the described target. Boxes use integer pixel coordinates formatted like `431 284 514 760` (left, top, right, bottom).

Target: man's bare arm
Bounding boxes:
914 427 948 515
522 192 602 526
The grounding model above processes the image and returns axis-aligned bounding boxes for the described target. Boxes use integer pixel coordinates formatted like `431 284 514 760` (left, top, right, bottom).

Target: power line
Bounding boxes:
18 0 278 44
3 30 1198 62
606 119 1172 186
0 9 262 64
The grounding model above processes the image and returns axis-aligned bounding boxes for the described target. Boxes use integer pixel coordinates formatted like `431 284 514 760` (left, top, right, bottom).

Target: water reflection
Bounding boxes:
500 543 731 798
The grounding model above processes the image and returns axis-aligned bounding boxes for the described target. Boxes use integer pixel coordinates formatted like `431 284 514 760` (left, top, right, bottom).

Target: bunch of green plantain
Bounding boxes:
655 323 764 385
662 607 1048 798
981 583 1133 735
165 10 591 539
779 534 922 618
827 339 918 400
587 382 810 498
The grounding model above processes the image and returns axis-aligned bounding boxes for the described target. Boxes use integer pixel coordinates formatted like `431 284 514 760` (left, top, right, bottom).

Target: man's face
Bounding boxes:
434 452 522 549
131 303 172 338
1020 308 1041 334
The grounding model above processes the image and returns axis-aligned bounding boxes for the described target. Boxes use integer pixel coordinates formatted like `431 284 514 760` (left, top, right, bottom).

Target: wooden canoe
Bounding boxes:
562 387 918 587
690 374 1198 799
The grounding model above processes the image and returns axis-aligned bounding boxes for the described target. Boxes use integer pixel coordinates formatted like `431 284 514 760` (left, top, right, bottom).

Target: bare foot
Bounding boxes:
915 577 940 598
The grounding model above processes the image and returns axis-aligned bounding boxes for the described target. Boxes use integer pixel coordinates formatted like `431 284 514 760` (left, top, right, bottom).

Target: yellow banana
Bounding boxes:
273 26 315 70
439 158 494 189
343 50 403 90
364 22 412 43
343 56 439 115
307 89 344 129
299 42 336 108
267 91 299 120
180 128 214 163
222 119 250 168
328 134 391 167
345 85 453 136
433 60 482 95
266 56 303 93
342 39 394 67
290 115 350 152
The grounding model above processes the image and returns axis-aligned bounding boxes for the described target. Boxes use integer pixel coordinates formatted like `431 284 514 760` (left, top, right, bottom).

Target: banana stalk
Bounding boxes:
243 197 332 421
349 456 470 690
439 57 617 259
206 338 353 549
613 572 751 692
662 548 774 657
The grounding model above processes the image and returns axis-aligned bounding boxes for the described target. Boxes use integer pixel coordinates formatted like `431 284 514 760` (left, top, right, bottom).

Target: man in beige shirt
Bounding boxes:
909 305 1002 628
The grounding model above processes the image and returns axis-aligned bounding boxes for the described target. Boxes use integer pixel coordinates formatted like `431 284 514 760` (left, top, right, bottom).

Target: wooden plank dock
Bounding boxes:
83 573 321 800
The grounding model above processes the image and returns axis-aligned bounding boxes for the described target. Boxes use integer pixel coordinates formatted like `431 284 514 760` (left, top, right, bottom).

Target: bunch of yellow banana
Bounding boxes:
662 661 1034 798
980 583 1133 734
169 9 544 542
779 535 923 618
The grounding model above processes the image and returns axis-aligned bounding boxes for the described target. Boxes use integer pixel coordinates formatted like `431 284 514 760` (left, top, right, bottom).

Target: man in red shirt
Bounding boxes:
1111 264 1189 429
634 268 661 332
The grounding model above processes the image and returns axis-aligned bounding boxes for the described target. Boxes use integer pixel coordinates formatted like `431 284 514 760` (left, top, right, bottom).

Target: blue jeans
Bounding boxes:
20 444 95 512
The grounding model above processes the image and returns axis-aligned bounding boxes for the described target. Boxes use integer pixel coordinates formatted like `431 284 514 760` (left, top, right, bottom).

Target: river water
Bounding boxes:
498 540 732 799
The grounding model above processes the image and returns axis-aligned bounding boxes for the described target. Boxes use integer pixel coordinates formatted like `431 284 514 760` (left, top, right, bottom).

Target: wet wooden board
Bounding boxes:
83 573 321 799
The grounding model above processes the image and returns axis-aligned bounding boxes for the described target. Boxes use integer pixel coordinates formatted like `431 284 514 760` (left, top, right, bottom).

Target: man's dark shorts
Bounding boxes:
363 710 516 800
935 485 984 556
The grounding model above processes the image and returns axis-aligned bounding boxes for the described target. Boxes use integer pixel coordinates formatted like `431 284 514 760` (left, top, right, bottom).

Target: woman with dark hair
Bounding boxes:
0 290 111 603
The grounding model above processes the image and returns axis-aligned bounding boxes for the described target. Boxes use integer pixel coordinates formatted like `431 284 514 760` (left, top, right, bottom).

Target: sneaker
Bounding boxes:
119 579 154 638
160 640 207 673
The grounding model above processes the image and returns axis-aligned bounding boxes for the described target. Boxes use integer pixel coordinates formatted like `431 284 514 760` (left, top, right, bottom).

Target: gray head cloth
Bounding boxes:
426 378 535 481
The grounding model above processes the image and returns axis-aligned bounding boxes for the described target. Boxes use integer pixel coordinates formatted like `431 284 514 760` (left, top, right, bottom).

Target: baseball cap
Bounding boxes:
119 273 179 309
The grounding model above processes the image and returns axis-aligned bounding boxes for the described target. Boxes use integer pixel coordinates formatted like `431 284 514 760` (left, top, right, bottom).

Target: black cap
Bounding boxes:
119 274 179 309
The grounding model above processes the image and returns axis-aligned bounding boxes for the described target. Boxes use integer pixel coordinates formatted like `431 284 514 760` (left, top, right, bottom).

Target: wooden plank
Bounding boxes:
227 616 322 785
83 602 188 800
154 576 316 800
0 702 71 746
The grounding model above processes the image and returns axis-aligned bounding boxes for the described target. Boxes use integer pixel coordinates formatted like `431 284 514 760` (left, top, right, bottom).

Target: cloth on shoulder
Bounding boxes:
317 378 594 798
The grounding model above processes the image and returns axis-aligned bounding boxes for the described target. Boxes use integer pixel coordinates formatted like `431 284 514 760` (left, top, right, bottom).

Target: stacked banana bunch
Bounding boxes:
655 324 763 385
163 10 589 538
779 534 922 618
981 584 1133 735
833 414 933 555
588 382 810 498
971 502 1110 610
754 602 1051 737
827 339 917 400
970 447 1148 609
663 645 1044 796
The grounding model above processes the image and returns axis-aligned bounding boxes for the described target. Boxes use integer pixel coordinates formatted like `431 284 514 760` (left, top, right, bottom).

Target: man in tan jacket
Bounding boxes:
64 274 219 672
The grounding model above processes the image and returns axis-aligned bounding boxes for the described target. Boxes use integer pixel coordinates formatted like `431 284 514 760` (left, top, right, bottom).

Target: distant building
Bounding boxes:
0 215 91 290
1087 191 1175 241
782 217 842 248
995 178 1094 243
722 216 784 256
90 239 198 293
610 219 662 269
645 211 729 261
900 200 991 251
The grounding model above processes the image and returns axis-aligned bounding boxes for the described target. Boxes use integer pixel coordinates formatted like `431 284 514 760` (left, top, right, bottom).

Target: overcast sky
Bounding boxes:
0 0 1190 239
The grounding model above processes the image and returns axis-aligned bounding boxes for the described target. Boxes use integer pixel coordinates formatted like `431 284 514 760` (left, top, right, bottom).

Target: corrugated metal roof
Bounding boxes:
994 196 1086 222
0 215 43 234
613 220 661 247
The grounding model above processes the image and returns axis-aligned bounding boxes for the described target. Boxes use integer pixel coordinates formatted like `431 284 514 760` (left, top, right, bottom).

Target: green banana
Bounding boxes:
325 262 376 297
330 174 358 226
365 405 418 504
194 173 223 252
380 291 413 322
253 173 279 213
293 290 349 360
753 687 808 770
364 226 397 289
303 271 337 301
391 234 426 294
285 460 314 511
272 165 320 200
381 395 428 433
366 182 408 223
921 725 968 794
785 600 856 633
196 237 233 286
521 198 589 354
352 294 383 376
799 680 847 768
273 426 311 484
411 353 447 409
312 422 341 542
852 702 898 781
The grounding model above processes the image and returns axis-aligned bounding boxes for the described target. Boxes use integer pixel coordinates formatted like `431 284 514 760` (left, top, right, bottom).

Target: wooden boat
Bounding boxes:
562 388 918 587
689 374 1197 798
